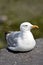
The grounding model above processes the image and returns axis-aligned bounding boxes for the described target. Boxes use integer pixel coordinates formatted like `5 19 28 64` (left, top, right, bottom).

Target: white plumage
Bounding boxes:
6 22 39 51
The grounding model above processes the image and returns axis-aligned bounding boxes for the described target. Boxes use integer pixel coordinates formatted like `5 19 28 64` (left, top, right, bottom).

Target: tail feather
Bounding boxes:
5 32 9 40
5 31 11 40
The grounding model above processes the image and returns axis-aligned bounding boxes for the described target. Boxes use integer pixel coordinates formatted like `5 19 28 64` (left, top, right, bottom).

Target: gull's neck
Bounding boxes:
21 30 31 38
20 30 34 40
21 30 31 34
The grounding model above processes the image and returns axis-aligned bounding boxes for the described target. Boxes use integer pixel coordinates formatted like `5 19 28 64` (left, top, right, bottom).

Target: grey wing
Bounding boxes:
6 31 20 47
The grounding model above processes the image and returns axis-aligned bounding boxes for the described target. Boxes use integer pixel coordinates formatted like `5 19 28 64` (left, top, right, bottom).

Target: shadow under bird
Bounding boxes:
5 22 39 52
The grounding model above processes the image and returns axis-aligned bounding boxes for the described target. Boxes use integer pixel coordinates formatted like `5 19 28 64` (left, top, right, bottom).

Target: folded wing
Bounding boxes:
6 31 20 47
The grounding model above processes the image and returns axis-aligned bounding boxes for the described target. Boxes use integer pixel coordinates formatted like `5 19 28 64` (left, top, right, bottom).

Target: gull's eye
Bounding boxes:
23 25 28 27
25 25 28 26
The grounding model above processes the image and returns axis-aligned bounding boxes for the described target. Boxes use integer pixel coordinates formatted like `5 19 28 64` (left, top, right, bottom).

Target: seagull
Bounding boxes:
5 22 39 51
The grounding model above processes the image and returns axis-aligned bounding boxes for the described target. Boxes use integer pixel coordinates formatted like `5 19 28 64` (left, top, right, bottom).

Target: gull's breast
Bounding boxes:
17 32 36 51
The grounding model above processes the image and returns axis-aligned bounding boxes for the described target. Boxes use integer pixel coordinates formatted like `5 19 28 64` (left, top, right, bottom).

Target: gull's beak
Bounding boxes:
32 25 39 29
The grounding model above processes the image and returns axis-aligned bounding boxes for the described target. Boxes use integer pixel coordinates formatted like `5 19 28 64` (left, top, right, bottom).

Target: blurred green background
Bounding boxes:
0 0 43 49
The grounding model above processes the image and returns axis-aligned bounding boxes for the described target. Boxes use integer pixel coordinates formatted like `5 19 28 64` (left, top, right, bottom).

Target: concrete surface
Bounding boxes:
0 38 43 65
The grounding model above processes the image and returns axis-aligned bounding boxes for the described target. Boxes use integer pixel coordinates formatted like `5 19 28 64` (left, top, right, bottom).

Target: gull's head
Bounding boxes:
20 22 39 32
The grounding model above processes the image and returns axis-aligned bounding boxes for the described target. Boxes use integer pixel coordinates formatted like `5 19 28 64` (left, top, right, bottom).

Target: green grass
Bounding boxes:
0 0 43 49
